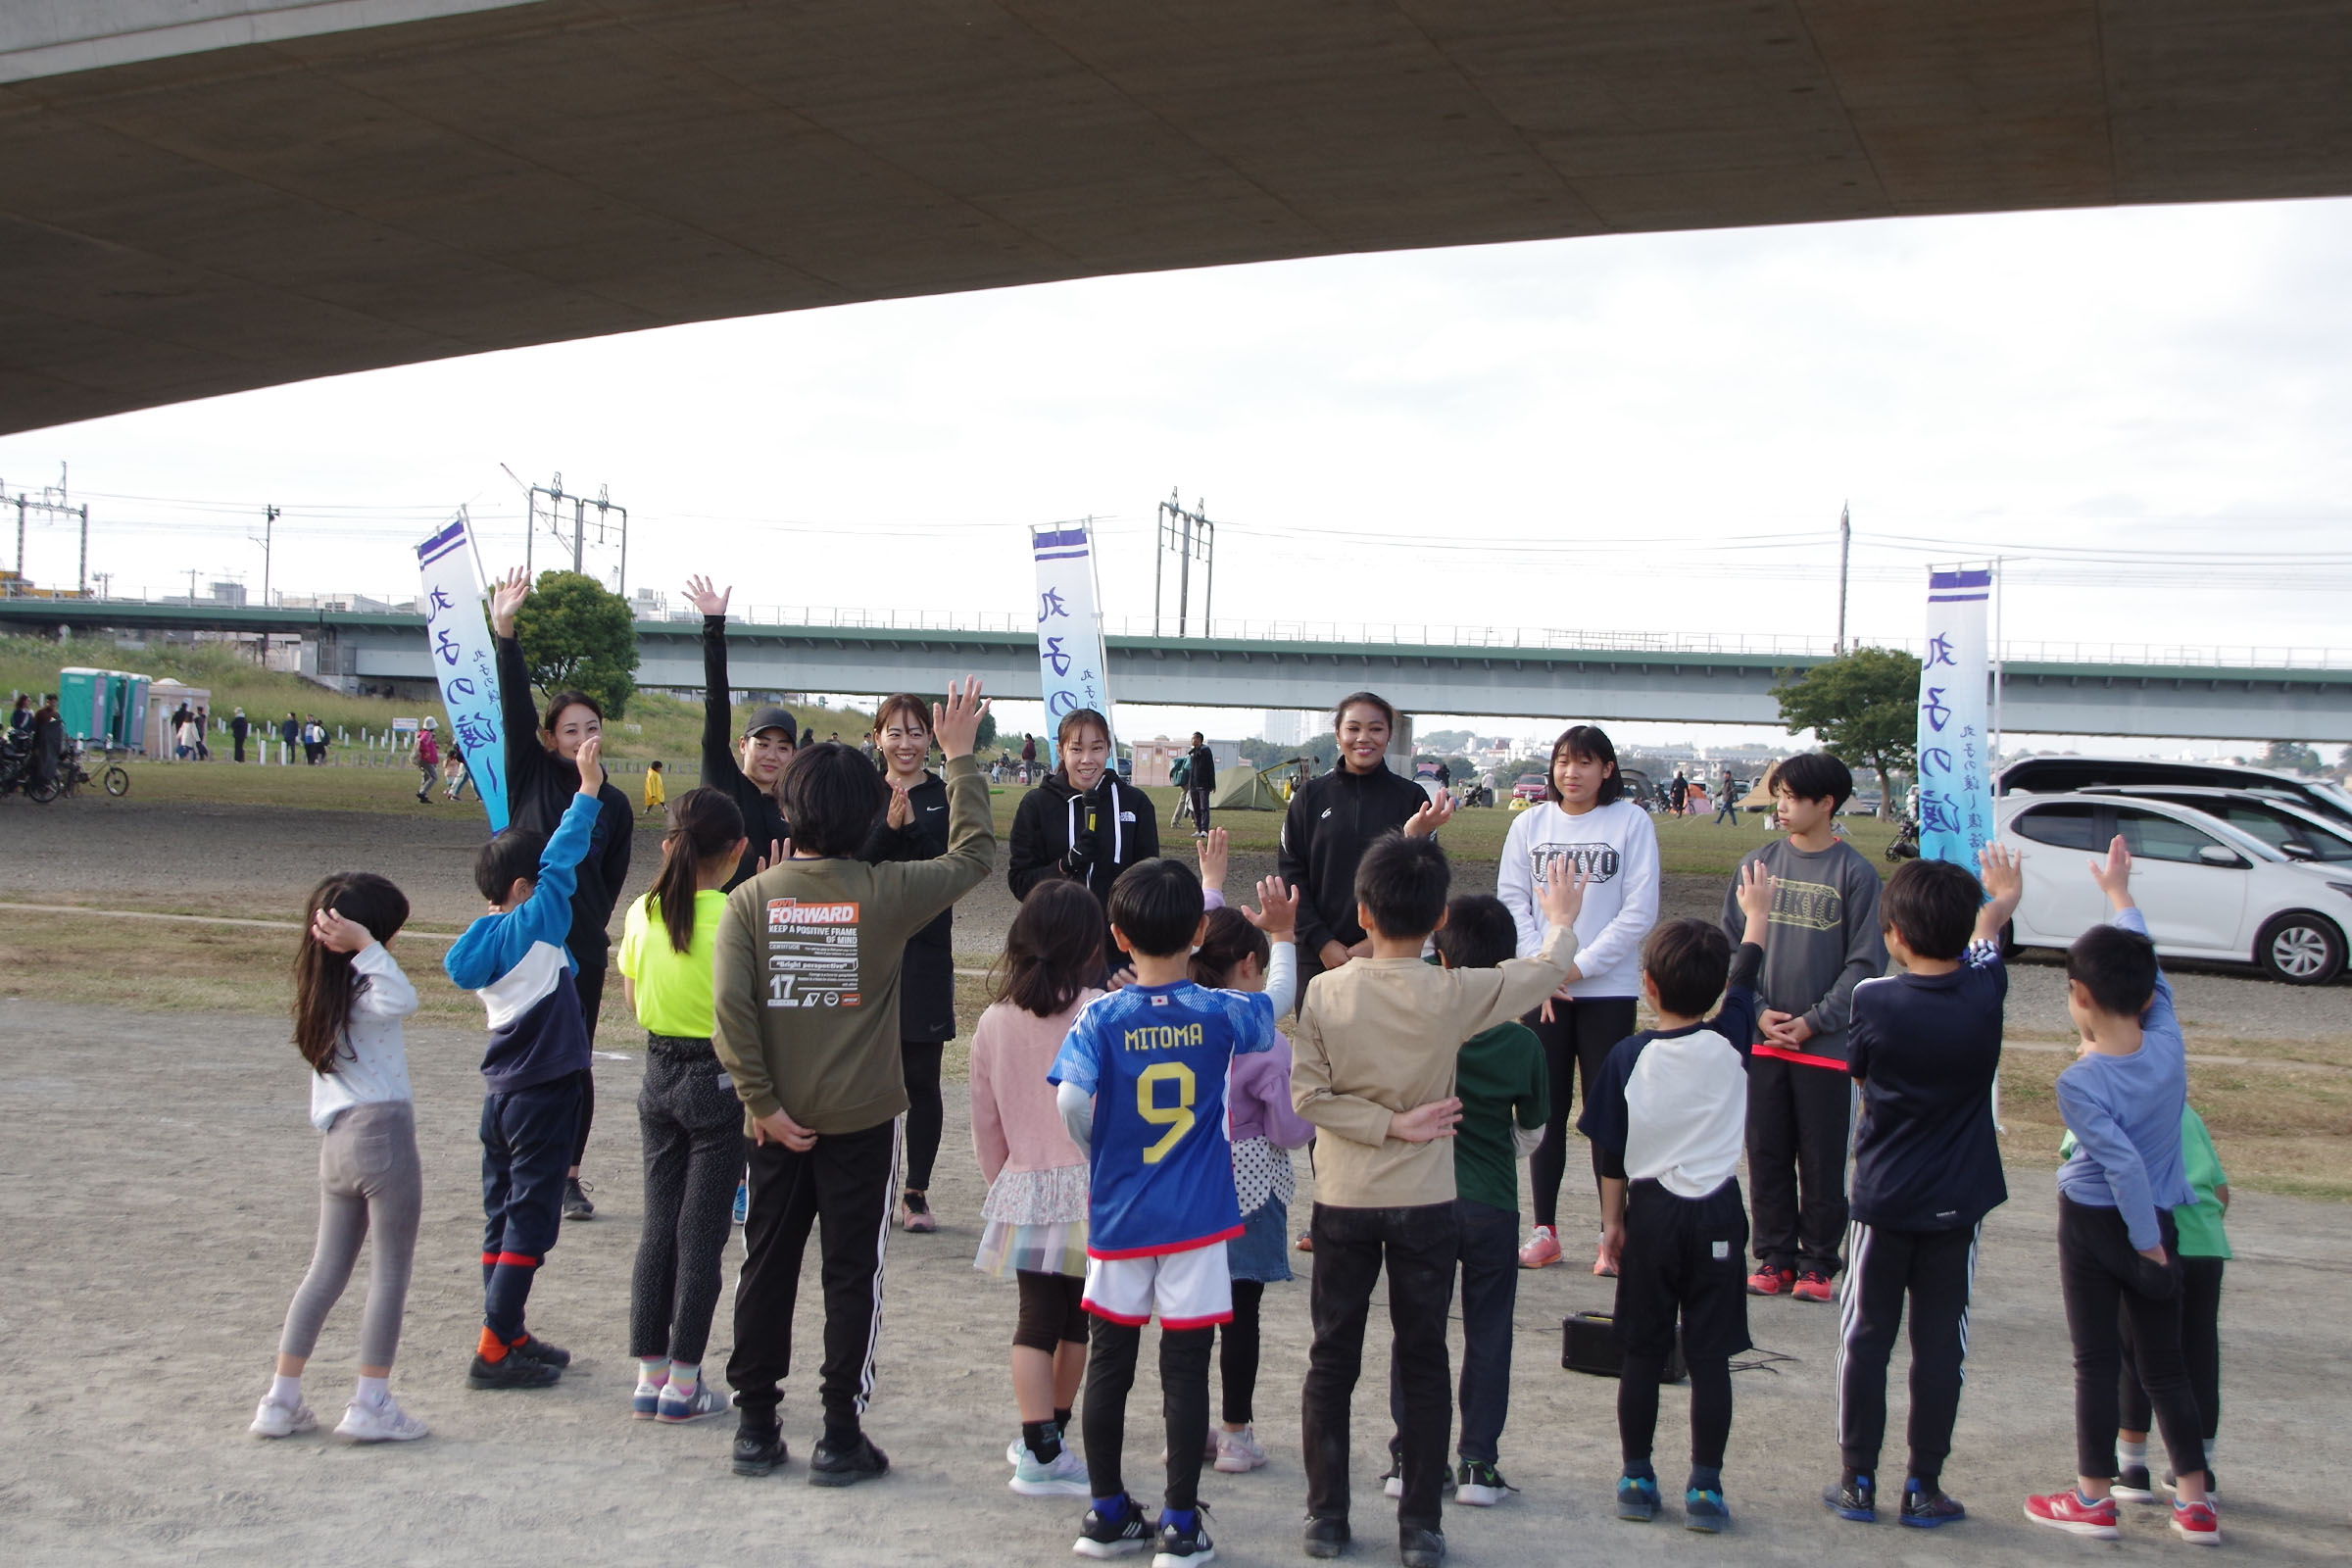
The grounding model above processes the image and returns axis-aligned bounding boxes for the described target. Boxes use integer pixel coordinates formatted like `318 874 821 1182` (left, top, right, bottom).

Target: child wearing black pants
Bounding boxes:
1825 847 2022 1528
1582 866 1772 1533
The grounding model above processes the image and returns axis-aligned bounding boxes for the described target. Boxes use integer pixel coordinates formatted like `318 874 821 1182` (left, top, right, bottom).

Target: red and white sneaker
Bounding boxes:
1592 1240 1620 1278
1518 1226 1562 1269
1791 1270 1836 1303
2171 1499 2221 1546
1745 1264 1795 1297
2024 1488 2121 1540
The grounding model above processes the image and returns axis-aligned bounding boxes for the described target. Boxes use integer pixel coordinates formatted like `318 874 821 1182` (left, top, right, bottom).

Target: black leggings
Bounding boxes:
1220 1280 1265 1425
1620 1351 1732 1478
1526 997 1640 1228
2120 1255 2223 1445
900 1039 944 1192
1085 1317 1213 1511
1013 1270 1089 1352
569 964 608 1170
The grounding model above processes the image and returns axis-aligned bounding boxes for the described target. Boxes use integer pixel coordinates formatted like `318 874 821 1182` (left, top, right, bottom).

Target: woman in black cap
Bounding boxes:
684 576 794 890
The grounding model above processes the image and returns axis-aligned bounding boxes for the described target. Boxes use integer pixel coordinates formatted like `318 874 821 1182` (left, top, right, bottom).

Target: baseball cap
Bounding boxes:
743 706 798 742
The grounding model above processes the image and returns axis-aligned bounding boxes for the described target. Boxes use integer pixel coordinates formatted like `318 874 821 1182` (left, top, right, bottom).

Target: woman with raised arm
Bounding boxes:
682 575 794 891
490 567 638 1222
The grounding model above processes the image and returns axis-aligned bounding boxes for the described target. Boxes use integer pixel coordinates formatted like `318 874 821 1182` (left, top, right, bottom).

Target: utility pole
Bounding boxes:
1835 502 1851 655
254 504 279 608
521 473 629 596
1153 488 1216 637
3 474 90 598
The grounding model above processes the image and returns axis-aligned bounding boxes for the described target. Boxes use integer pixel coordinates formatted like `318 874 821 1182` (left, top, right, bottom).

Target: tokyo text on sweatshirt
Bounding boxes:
1495 798 1661 999
1718 836 1886 1067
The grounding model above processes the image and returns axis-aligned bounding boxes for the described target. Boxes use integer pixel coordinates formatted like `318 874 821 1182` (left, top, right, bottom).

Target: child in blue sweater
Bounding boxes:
2023 837 2215 1546
444 734 606 1391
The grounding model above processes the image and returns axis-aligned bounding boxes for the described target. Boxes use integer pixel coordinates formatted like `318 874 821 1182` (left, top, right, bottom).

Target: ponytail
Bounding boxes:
291 872 410 1074
1189 906 1269 989
652 787 745 953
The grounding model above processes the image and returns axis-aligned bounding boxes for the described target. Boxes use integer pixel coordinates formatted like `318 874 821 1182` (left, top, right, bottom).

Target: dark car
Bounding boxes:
1998 757 2352 831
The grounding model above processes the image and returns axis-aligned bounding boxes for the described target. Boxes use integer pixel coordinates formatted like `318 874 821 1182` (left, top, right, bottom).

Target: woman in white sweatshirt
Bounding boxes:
1494 724 1660 1274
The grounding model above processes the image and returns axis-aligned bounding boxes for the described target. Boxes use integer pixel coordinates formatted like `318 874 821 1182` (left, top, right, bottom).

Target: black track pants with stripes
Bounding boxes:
727 1119 900 1443
1834 1220 1981 1486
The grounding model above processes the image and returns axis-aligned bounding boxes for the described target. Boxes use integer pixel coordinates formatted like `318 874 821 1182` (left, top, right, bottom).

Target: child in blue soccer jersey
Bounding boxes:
1050 859 1298 1567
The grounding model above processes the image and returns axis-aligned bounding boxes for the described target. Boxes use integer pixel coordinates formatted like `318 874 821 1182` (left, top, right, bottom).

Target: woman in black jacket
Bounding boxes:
491 567 638 1221
1277 690 1446 974
1007 707 1159 974
860 693 958 1233
683 576 794 889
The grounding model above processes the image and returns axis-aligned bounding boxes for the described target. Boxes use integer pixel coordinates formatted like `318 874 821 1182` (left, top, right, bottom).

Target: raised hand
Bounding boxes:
931 677 990 760
1536 853 1592 930
1197 826 1230 896
1244 875 1299 942
2088 834 2135 910
1401 789 1456 839
572 734 604 797
489 566 531 637
1735 859 1776 929
683 573 731 618
311 906 375 954
755 837 789 872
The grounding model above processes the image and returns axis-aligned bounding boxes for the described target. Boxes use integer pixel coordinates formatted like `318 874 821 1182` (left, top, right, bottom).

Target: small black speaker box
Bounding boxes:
1562 1312 1687 1383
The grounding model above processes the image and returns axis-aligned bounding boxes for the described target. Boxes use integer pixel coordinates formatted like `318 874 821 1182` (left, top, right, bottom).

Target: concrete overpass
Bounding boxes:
11 598 2350 742
8 2 2352 435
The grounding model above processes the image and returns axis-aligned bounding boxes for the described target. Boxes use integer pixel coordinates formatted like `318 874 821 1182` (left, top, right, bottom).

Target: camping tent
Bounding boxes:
1211 760 1304 812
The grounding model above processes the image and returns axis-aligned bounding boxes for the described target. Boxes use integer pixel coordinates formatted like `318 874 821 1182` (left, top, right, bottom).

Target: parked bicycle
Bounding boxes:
1885 811 1921 860
1 735 129 804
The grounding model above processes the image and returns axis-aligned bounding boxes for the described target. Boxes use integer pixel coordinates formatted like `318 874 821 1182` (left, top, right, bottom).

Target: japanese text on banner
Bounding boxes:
1032 521 1114 765
1916 567 1993 868
416 513 510 832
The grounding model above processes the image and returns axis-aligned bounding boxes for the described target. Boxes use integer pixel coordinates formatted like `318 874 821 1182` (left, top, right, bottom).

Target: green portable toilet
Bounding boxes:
119 673 152 753
57 667 106 740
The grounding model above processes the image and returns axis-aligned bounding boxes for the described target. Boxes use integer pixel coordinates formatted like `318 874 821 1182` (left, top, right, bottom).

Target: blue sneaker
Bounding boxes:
632 1380 665 1420
1900 1482 1967 1528
732 1181 749 1226
1824 1473 1876 1522
1685 1488 1730 1533
1616 1475 1661 1522
1074 1494 1154 1558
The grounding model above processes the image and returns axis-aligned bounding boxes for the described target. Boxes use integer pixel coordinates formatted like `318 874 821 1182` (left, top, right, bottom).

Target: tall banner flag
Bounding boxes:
1916 566 1994 867
1031 521 1115 765
417 511 511 831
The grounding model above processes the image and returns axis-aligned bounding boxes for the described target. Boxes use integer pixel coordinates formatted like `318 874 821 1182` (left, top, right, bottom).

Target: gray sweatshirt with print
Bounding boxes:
1718 837 1887 1067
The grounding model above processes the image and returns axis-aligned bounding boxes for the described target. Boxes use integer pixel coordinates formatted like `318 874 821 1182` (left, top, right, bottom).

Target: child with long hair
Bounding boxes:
1189 904 1307 1475
969 879 1104 1497
252 872 427 1444
620 787 750 1423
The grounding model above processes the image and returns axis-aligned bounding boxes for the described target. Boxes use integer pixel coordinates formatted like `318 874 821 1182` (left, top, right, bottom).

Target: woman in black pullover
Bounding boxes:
684 576 793 890
1006 708 1158 974
490 568 637 1220
1277 691 1439 975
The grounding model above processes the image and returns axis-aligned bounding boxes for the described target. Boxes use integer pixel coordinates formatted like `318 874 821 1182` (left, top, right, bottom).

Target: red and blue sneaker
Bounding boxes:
2025 1487 2119 1540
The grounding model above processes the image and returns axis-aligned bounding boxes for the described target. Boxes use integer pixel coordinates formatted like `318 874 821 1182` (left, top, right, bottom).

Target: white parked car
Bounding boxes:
1996 793 2352 985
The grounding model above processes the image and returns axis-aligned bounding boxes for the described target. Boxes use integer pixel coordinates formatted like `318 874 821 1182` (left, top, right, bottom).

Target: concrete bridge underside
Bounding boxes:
8 1 2352 436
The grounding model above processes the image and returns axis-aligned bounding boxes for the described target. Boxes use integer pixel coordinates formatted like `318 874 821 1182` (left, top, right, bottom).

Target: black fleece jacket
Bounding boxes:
859 769 956 1043
1007 771 1160 905
1277 760 1429 956
495 635 634 971
700 615 791 891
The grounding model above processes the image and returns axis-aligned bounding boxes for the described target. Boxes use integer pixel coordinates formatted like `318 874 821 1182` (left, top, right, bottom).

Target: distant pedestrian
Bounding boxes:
175 713 202 760
1713 766 1740 825
414 719 440 804
8 695 28 734
195 707 213 760
1185 731 1216 839
231 708 251 763
279 711 299 767
642 759 667 815
444 742 472 803
1670 769 1689 815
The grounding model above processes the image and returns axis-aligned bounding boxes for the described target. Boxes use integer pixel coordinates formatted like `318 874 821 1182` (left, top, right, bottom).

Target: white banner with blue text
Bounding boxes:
416 512 511 832
1031 521 1115 767
1916 567 1993 868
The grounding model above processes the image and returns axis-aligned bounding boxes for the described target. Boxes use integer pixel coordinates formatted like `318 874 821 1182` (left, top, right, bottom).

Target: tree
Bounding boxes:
514 570 640 720
1771 646 1923 816
2340 743 2352 773
2260 740 2323 776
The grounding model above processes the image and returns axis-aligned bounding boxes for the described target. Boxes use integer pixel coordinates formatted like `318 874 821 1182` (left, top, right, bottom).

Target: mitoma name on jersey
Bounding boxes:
1122 1022 1205 1053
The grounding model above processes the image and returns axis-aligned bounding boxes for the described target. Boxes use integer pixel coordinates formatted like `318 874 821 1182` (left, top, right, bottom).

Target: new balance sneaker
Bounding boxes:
732 1181 749 1227
249 1396 318 1439
1684 1487 1730 1533
1746 1264 1795 1297
808 1431 889 1487
1212 1424 1268 1474
467 1349 561 1390
732 1422 786 1477
1517 1225 1562 1269
1074 1494 1154 1558
1300 1516 1349 1559
2114 1464 2158 1502
1791 1270 1835 1303
2024 1487 2121 1540
656 1383 729 1424
1398 1525 1445 1568
1899 1483 1966 1528
1152 1509 1215 1567
1453 1459 1515 1507
1616 1475 1661 1522
2165 1468 2220 1500
562 1177 596 1221
334 1393 428 1443
1823 1473 1877 1522
1009 1442 1091 1497
2171 1498 2221 1546
632 1380 666 1419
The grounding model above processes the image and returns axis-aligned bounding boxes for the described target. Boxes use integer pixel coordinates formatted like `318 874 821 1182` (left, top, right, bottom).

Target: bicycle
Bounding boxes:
35 739 131 803
1885 811 1921 861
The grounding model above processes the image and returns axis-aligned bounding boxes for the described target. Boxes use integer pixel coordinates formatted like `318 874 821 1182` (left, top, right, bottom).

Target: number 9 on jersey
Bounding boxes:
1137 1061 1197 1164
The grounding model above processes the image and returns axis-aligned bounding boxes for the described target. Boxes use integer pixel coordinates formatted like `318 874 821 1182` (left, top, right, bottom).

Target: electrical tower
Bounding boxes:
4 467 91 598
1153 488 1215 638
522 473 631 596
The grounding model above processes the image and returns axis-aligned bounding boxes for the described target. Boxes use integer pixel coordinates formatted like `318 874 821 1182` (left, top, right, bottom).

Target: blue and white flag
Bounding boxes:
416 512 511 832
1916 567 1993 867
1031 521 1114 764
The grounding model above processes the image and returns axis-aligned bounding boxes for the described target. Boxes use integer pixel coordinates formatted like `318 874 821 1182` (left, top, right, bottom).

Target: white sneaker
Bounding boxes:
249 1396 318 1439
1213 1424 1269 1473
1005 1435 1026 1467
334 1393 428 1443
1010 1442 1093 1497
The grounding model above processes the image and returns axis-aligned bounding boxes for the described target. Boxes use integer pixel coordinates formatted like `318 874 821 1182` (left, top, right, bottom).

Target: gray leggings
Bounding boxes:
278 1101 422 1368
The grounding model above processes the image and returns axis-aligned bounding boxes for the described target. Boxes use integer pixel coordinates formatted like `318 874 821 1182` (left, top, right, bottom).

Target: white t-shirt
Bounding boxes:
1495 798 1661 1000
308 943 420 1130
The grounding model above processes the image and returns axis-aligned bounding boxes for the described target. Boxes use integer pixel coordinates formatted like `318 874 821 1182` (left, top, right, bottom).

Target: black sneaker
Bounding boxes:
1075 1494 1154 1558
509 1334 569 1368
1823 1473 1877 1522
808 1431 890 1488
1300 1516 1349 1559
732 1422 786 1477
1152 1507 1214 1567
466 1349 561 1390
1398 1525 1446 1568
1898 1483 1966 1528
562 1178 596 1221
2114 1464 2157 1502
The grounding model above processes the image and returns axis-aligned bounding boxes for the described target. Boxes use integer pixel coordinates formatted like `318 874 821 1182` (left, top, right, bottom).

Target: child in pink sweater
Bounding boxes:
972 880 1105 1498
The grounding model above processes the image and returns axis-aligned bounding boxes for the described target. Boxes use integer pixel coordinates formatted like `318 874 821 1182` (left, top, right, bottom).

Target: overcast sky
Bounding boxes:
7 194 2349 752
